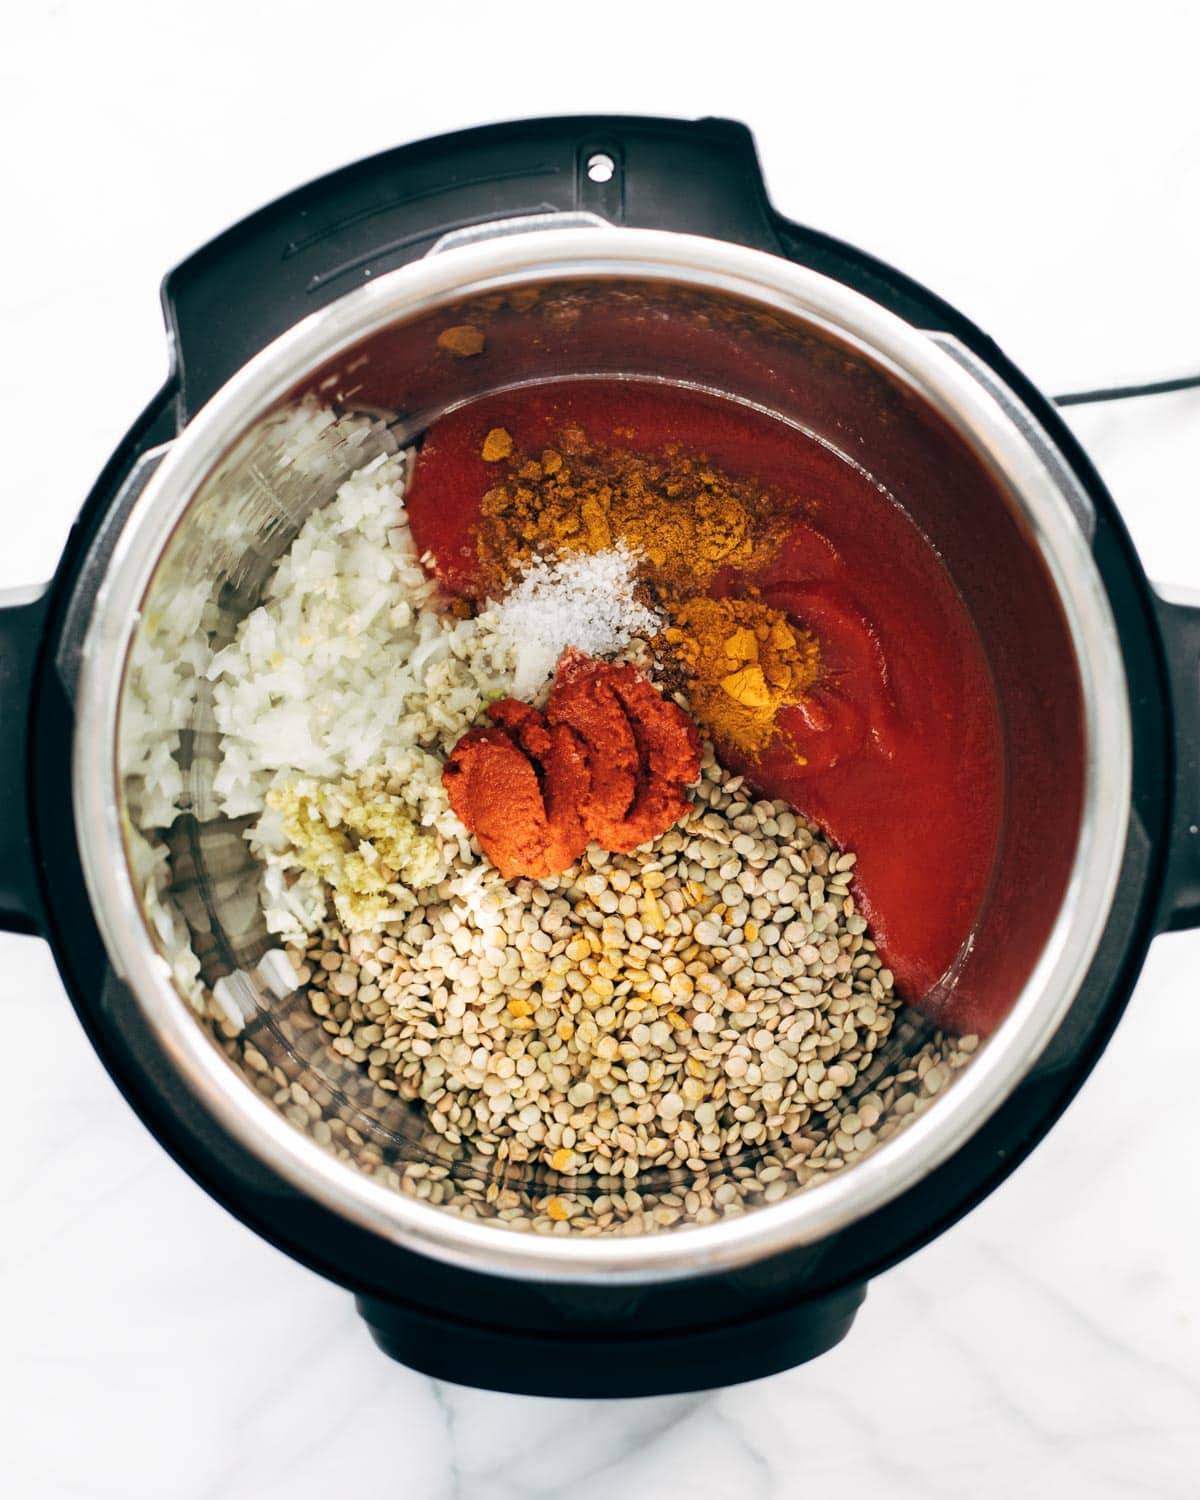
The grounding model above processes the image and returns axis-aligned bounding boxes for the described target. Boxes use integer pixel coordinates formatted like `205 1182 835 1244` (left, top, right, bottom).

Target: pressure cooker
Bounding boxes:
2 116 1197 1396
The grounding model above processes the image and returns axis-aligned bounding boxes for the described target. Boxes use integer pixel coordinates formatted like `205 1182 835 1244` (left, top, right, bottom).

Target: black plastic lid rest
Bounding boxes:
162 115 783 420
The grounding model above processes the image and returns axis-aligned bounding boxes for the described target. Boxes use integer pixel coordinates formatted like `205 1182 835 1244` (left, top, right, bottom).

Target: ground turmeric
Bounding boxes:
667 596 819 755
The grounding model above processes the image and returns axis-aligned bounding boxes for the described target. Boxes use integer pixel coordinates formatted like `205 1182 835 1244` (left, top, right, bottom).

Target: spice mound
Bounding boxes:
473 426 820 757
493 544 661 699
669 595 820 755
475 426 786 599
444 651 701 878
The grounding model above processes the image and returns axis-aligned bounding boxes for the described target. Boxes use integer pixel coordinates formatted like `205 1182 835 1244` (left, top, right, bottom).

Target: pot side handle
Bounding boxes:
1155 588 1200 931
0 585 50 936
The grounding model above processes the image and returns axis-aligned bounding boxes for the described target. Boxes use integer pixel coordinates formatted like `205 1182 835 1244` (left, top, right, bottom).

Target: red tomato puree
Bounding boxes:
408 381 1004 1029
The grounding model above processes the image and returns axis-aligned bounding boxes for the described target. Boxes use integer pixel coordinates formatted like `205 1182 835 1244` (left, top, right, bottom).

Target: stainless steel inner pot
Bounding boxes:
73 225 1132 1282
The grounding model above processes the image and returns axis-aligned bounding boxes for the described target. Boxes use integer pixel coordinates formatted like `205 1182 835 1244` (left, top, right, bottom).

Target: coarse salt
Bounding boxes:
493 545 662 698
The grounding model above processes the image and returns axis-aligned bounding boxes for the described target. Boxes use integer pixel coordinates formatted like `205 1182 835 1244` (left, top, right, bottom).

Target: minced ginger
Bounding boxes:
266 774 443 930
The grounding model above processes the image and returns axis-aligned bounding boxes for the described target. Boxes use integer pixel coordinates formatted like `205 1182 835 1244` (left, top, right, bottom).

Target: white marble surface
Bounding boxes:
3 3 1200 1496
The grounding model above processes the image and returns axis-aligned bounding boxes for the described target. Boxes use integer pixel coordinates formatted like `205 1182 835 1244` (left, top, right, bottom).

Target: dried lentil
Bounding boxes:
302 743 912 1181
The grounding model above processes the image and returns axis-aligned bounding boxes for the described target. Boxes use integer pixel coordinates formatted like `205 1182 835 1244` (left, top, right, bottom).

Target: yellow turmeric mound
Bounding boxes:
667 596 819 755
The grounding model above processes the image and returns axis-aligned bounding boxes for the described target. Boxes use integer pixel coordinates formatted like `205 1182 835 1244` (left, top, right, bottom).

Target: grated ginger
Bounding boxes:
266 774 444 931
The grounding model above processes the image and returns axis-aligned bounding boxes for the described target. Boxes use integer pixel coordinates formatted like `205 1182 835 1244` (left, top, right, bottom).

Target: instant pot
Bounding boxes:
2 116 1197 1397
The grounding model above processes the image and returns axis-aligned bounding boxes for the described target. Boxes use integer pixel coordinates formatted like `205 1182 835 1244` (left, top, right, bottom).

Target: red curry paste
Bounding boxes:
443 651 701 879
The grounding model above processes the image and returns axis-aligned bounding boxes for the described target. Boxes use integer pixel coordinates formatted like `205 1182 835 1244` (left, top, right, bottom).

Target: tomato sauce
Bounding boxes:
407 380 1004 1025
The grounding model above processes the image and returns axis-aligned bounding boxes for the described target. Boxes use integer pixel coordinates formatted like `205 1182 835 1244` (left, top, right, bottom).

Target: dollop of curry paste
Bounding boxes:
443 651 701 878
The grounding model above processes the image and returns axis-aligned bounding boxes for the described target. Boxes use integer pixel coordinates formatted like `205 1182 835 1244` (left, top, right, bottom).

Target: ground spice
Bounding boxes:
437 324 486 357
472 426 818 758
667 595 820 755
480 426 513 462
474 427 786 600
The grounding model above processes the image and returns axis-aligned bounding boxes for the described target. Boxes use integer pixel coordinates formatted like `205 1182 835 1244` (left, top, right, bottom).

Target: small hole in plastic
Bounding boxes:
586 152 616 184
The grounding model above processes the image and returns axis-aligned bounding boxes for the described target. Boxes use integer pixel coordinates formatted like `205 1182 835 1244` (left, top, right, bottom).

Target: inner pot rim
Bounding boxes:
73 225 1132 1284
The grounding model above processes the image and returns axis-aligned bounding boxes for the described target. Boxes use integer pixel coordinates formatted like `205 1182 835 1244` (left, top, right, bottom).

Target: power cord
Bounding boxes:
1053 371 1200 407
